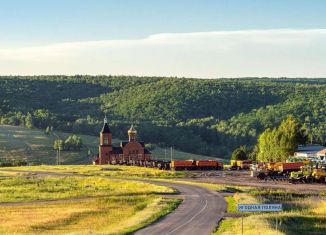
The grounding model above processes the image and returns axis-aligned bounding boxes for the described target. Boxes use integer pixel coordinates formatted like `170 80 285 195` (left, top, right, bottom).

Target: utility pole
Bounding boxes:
307 123 313 145
55 140 59 165
164 148 167 162
58 145 61 165
56 139 63 165
170 147 173 162
310 132 313 145
56 149 59 165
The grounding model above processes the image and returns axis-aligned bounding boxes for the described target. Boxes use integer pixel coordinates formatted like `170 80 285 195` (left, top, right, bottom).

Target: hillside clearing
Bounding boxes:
0 125 217 165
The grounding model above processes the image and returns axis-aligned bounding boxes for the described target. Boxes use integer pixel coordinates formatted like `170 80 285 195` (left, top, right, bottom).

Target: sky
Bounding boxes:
0 0 326 78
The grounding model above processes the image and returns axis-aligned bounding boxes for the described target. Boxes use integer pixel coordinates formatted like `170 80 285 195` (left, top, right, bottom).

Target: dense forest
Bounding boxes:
0 75 325 158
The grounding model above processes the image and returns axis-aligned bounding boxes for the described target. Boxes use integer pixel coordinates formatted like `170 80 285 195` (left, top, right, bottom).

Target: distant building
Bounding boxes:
317 148 326 161
294 144 325 158
94 117 152 165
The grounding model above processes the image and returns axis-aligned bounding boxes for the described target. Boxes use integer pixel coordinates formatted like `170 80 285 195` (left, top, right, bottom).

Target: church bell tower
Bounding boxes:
99 117 112 164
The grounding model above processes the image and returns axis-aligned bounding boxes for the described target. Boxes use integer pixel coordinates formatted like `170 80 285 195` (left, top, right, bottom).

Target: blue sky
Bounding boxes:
1 0 326 44
0 0 326 77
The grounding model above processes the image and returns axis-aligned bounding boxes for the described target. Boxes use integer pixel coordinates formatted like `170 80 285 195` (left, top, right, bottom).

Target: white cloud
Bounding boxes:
1 29 326 77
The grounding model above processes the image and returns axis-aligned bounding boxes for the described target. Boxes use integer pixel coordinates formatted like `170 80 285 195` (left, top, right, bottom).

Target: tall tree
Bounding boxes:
64 135 83 151
45 126 51 135
257 116 301 162
231 145 249 160
53 139 63 165
25 112 33 129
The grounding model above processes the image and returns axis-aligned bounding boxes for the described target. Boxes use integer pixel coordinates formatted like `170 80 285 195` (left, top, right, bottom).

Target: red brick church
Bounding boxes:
94 117 152 165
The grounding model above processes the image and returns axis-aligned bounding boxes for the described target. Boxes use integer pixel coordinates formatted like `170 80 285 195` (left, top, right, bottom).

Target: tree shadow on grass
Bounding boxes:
220 186 244 194
266 215 326 235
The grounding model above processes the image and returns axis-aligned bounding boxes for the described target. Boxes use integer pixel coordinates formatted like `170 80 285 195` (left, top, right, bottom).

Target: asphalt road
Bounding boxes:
133 181 226 235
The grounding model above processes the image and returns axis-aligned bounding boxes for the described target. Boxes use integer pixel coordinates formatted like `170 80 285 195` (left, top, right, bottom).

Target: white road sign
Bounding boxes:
238 204 282 212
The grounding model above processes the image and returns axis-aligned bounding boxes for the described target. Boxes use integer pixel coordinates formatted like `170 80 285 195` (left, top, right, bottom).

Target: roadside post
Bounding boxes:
237 204 283 234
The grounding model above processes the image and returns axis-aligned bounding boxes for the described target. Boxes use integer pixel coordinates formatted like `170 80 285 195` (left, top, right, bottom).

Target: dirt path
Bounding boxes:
189 171 326 194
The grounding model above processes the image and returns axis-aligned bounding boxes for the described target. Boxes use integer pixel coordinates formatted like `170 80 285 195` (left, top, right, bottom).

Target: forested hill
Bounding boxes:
0 76 325 158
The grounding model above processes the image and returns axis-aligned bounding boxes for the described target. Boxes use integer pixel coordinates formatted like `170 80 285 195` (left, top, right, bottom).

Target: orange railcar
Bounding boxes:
171 160 196 170
196 160 223 170
277 162 304 172
171 160 223 170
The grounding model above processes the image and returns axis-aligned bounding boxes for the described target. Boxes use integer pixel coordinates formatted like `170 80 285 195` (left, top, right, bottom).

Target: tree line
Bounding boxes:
0 76 325 158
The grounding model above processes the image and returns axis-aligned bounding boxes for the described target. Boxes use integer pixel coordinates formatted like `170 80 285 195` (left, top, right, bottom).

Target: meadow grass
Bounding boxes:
0 125 90 164
213 188 326 235
0 172 181 234
0 195 180 235
1 164 186 178
224 196 237 213
0 175 175 203
154 178 228 191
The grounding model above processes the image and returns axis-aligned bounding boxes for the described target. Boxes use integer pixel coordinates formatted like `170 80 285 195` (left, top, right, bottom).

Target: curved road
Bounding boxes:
0 170 226 235
133 181 226 235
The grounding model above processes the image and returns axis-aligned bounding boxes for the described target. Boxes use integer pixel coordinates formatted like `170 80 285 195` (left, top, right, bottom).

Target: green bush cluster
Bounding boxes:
0 159 28 167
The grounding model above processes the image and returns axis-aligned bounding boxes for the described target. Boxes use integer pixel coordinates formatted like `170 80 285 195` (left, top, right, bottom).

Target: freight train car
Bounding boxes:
97 154 223 171
170 160 223 171
171 160 196 171
196 160 223 170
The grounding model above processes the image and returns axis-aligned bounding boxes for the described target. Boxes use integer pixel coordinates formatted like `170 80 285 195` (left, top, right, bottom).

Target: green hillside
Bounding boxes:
0 125 216 165
0 125 91 164
0 76 325 158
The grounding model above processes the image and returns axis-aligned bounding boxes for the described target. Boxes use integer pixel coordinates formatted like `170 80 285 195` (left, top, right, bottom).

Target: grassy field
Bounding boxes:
0 174 175 203
1 165 325 234
0 195 180 235
0 171 180 235
0 125 217 165
1 164 186 178
213 188 326 235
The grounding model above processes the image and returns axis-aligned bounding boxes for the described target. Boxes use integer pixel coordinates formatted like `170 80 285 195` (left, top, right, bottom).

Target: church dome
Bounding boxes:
128 125 137 135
